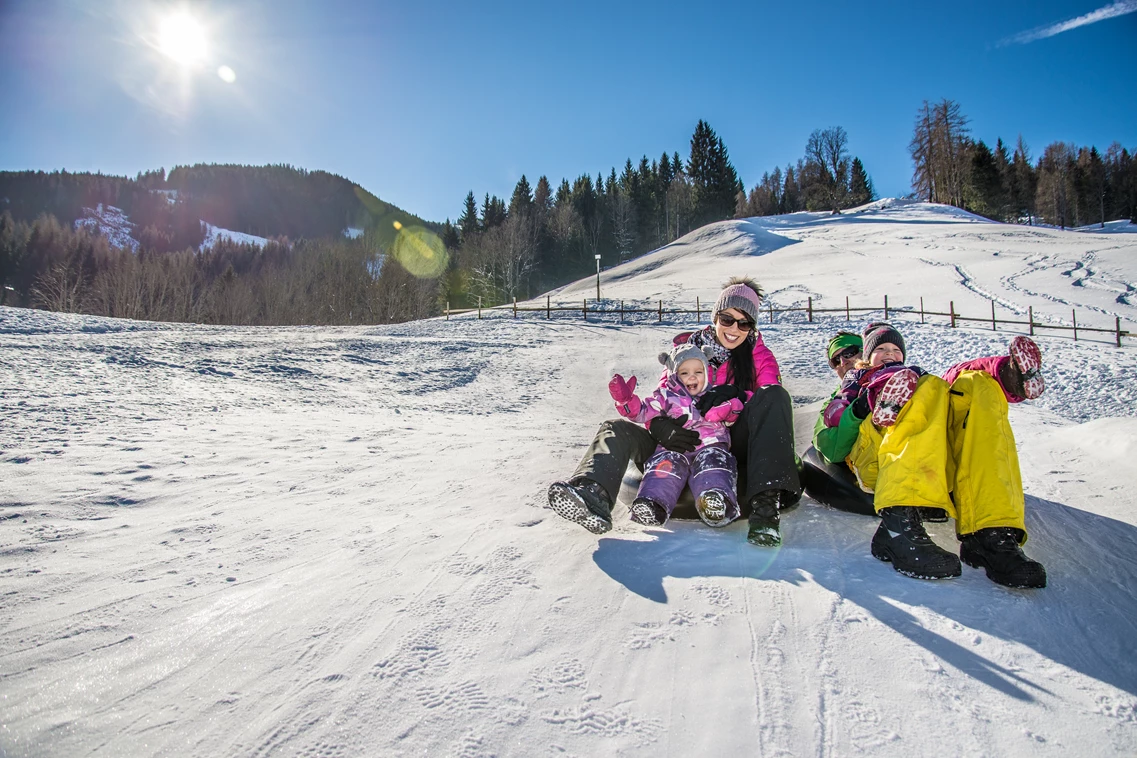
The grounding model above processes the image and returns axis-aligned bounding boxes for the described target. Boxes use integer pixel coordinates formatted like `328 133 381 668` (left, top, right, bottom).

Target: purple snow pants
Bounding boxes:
637 443 739 520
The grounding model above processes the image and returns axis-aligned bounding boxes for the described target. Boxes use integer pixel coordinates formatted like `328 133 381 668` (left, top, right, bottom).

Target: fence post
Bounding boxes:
620 300 624 324
769 301 774 324
991 299 996 331
478 296 482 320
696 296 700 322
658 300 663 323
950 301 956 328
1117 316 1122 348
547 295 550 320
513 297 517 319
807 296 813 322
845 295 850 322
1073 309 1078 341
1028 305 1034 336
446 301 450 321
583 299 587 321
884 294 889 320
920 296 924 324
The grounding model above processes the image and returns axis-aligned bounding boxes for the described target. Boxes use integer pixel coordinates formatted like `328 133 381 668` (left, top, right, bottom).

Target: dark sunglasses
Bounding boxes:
715 312 754 330
829 346 861 366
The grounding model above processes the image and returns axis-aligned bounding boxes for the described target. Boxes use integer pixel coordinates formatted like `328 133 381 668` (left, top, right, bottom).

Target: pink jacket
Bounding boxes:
942 356 1024 403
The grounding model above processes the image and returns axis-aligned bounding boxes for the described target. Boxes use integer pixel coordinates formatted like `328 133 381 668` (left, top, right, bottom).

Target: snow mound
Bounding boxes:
1073 219 1137 234
74 204 139 252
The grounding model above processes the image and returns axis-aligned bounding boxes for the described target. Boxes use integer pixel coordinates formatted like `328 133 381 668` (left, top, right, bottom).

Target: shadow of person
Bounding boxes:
592 494 1137 700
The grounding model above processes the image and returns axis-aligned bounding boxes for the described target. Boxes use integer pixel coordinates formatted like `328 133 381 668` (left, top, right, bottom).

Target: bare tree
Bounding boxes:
909 99 971 208
1036 142 1077 229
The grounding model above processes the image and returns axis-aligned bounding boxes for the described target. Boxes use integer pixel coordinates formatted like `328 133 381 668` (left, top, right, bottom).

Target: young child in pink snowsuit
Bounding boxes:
608 343 746 528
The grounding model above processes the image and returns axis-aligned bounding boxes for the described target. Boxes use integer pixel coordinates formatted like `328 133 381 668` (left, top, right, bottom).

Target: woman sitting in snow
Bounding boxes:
606 343 746 528
547 276 801 547
818 321 1048 588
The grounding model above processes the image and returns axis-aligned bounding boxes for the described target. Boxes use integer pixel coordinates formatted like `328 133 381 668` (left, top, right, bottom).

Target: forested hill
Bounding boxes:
0 164 436 252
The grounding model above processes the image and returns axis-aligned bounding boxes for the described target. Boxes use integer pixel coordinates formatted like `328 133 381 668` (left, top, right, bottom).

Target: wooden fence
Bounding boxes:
445 294 1132 347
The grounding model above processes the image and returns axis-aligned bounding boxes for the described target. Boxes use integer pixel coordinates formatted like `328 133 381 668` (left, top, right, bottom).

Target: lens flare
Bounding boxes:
391 226 448 279
392 220 403 231
217 65 236 83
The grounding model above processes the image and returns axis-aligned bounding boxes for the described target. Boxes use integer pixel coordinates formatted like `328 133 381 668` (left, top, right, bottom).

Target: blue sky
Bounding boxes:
1 0 1134 224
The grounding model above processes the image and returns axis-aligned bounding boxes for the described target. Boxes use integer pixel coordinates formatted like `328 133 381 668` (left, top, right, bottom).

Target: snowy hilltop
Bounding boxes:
2 202 1136 757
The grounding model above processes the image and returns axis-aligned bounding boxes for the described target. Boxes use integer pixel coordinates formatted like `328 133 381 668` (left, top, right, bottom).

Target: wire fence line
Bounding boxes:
445 293 1132 347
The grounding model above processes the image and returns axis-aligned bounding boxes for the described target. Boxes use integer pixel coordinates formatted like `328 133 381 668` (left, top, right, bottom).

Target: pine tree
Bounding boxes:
965 140 1004 219
848 157 875 207
458 191 480 242
1010 136 1037 224
686 121 741 226
508 175 533 218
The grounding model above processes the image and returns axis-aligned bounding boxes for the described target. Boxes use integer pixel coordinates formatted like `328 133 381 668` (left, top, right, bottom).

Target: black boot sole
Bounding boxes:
548 482 611 535
960 550 1047 589
871 530 961 580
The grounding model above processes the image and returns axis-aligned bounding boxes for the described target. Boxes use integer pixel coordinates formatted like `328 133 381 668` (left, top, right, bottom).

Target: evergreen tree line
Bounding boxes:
0 212 437 325
910 98 1137 228
442 121 877 308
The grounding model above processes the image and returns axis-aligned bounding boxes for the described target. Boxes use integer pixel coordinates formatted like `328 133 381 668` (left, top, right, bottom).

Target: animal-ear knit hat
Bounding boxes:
862 322 906 362
658 344 714 378
714 279 763 326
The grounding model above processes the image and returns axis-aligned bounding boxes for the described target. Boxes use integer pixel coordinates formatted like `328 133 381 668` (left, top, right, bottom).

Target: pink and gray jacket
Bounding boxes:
823 356 1027 428
613 372 738 450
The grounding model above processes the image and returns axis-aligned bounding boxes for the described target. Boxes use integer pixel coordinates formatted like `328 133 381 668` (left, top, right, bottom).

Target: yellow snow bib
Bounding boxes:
846 371 1026 537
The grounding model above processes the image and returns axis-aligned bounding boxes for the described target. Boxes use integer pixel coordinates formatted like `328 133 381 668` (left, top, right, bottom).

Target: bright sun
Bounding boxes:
157 11 207 65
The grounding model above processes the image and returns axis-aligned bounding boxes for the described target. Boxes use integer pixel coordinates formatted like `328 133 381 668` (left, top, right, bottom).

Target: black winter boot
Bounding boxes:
548 477 613 534
747 490 781 547
871 506 962 579
960 527 1047 588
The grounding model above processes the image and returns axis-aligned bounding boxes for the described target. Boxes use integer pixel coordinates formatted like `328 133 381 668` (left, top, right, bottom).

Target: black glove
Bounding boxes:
693 384 743 414
851 393 870 419
649 415 700 453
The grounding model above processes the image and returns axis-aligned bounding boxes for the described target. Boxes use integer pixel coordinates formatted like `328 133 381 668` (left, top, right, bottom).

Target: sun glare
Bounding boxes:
157 11 208 65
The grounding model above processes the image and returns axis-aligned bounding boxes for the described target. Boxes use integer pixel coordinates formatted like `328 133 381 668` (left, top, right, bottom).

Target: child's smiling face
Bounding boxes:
869 342 904 367
676 358 707 396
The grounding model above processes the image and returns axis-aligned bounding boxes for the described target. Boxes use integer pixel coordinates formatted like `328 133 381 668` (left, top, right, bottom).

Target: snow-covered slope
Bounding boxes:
549 200 1137 332
3 203 1137 757
74 204 139 252
200 222 269 250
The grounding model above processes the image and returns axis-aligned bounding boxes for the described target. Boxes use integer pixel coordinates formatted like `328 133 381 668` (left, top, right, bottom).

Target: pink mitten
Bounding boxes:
608 374 641 418
704 397 744 425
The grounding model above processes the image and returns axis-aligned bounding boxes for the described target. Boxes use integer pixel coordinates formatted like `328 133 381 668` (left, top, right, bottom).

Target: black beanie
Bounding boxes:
862 322 906 362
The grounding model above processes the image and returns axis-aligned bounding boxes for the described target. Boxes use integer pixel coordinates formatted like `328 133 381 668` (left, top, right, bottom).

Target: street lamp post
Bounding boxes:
594 254 601 301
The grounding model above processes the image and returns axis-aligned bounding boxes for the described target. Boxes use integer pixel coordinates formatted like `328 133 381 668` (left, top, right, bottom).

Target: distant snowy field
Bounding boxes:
4 203 1137 757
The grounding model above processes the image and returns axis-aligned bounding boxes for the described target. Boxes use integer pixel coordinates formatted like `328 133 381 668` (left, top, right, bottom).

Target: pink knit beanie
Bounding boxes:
714 283 762 324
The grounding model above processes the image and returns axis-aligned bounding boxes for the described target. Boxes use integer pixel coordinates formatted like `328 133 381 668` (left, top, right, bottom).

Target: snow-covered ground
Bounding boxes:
3 202 1137 757
200 222 269 250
